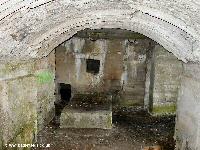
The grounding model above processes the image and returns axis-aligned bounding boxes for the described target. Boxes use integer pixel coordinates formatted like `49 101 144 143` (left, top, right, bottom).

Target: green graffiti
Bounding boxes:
36 71 54 84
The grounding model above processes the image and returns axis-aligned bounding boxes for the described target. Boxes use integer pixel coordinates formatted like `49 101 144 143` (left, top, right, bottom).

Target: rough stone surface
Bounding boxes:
0 55 55 148
144 45 183 115
55 32 152 107
175 63 200 150
0 1 200 149
60 93 112 129
60 109 112 129
0 75 37 150
152 45 183 115
0 0 200 62
144 46 153 109
35 51 55 131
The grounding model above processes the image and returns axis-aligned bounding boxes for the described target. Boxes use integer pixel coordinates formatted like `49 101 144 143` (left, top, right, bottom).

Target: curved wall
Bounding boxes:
0 0 200 62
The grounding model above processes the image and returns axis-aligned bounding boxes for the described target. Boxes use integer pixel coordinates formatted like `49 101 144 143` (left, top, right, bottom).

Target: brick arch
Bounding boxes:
0 0 200 62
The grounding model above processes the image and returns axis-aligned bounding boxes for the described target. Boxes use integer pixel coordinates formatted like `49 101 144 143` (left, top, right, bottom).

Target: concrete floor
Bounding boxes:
33 107 175 150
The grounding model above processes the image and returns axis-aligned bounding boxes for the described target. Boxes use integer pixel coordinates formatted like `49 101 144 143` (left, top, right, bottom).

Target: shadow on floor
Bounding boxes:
34 107 175 150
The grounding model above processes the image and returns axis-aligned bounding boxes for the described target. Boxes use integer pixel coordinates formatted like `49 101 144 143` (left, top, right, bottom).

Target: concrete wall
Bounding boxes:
176 63 200 150
0 52 55 149
35 51 55 131
0 76 37 149
0 61 37 149
145 45 183 115
55 31 152 107
55 37 108 94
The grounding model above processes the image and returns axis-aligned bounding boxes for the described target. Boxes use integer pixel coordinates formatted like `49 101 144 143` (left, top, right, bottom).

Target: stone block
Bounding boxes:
60 93 112 129
0 76 37 149
148 45 183 115
60 108 112 129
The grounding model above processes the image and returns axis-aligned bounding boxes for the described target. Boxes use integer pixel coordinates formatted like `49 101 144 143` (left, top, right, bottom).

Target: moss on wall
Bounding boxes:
106 114 112 129
152 104 176 115
35 71 54 84
0 53 55 149
3 122 36 150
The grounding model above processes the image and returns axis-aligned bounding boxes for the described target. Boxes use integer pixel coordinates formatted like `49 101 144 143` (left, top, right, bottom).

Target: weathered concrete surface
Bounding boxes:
55 37 108 94
152 45 182 115
60 94 112 129
35 51 55 131
0 1 200 62
175 63 200 150
144 45 154 110
0 54 55 149
145 45 183 115
56 33 152 107
153 45 183 106
0 75 37 150
120 38 151 107
60 109 112 129
0 1 200 149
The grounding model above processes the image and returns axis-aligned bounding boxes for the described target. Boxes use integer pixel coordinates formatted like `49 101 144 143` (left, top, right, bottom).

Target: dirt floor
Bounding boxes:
33 107 175 150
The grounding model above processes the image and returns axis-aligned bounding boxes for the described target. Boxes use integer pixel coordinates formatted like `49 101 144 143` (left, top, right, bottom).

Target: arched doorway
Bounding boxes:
34 28 181 149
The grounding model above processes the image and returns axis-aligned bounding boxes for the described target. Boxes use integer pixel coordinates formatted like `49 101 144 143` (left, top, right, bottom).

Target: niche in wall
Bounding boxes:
59 83 71 103
86 59 100 75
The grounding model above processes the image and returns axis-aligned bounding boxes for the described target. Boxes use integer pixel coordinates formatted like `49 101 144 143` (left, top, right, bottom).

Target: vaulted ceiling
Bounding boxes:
0 0 200 62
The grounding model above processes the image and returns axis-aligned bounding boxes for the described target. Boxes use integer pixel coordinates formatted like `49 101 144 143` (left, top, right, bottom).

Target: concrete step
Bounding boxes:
60 107 112 129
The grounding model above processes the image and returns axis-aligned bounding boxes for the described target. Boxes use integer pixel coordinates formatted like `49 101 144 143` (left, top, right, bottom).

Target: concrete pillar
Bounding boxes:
175 63 200 150
145 45 183 115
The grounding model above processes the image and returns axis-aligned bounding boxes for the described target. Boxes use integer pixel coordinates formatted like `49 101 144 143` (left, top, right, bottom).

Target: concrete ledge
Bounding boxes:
60 108 112 129
60 93 112 129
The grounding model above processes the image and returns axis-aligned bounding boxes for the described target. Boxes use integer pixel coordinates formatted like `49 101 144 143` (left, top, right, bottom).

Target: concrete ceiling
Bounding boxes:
0 0 200 62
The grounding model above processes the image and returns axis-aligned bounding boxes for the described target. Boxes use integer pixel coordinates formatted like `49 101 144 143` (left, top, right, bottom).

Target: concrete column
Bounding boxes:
145 45 183 115
175 63 200 150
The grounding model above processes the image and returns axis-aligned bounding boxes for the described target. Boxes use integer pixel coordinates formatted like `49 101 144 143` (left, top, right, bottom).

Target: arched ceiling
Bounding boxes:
0 0 200 62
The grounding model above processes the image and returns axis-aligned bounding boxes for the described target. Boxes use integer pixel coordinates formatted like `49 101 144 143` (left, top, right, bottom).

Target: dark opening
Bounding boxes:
86 59 100 74
53 83 72 126
60 83 71 103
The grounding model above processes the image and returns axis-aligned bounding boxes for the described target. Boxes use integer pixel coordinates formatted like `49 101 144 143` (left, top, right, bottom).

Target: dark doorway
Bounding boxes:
86 59 100 75
60 83 71 103
53 83 72 126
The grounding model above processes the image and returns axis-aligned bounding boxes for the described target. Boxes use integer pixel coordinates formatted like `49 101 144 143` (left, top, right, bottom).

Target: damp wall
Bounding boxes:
175 63 200 150
0 51 55 149
145 45 183 115
55 31 153 107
